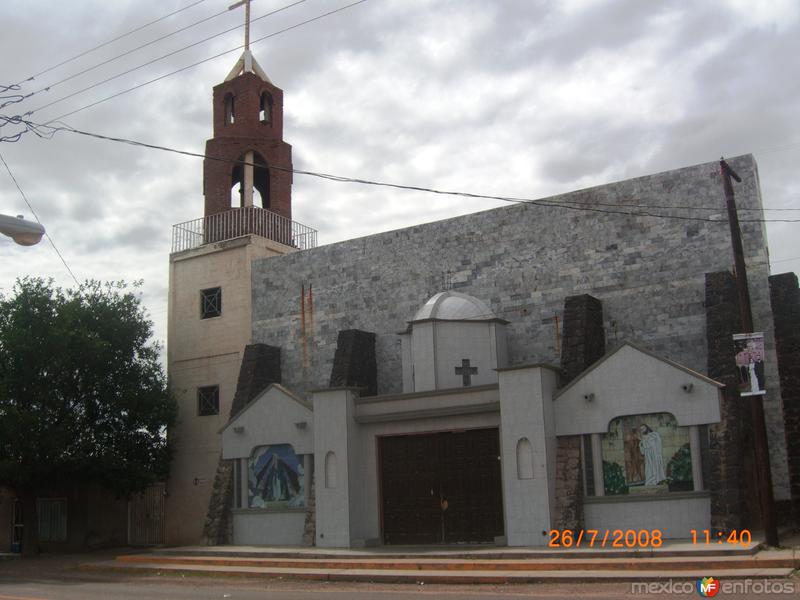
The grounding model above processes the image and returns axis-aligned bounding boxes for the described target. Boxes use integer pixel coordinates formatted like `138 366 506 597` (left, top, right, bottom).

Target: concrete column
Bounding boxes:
498 365 559 547
689 425 704 491
239 458 248 508
591 433 604 497
312 387 358 547
243 150 254 207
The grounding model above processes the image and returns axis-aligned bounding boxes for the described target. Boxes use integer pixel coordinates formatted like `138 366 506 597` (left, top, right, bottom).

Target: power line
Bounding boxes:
0 151 80 286
20 5 233 101
30 0 368 124
771 255 800 264
22 0 307 113
13 0 210 87
14 118 800 225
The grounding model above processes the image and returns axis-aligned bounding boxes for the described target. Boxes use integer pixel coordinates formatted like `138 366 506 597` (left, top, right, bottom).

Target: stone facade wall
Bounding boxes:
250 154 790 500
553 436 583 531
769 273 800 525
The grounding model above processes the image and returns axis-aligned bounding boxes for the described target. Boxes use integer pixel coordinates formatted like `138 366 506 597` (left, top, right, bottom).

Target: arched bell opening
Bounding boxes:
224 93 235 126
259 91 273 124
229 151 270 209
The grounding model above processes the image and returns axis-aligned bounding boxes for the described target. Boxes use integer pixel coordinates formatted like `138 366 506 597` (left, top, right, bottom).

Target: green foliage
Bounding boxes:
603 460 629 495
667 442 693 482
0 277 177 496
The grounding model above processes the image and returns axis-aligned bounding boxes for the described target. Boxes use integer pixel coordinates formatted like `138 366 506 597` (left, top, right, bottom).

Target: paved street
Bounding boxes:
1 575 798 600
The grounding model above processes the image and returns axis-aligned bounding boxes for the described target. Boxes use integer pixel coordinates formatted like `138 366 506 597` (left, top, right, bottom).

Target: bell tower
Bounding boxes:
203 50 293 218
165 5 316 544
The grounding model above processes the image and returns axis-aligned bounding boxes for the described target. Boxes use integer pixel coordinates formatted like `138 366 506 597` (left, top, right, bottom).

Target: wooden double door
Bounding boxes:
379 428 504 544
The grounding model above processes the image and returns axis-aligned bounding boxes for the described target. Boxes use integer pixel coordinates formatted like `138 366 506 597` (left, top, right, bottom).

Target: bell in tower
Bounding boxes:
203 1 293 221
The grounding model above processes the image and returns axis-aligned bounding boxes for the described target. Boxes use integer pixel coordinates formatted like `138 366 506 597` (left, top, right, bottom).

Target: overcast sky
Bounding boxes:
1 0 798 355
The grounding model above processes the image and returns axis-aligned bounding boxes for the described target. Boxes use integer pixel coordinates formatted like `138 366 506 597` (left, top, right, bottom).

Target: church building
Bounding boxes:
165 45 800 548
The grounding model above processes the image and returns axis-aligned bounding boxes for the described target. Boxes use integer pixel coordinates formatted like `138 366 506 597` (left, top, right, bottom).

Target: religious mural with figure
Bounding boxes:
248 444 305 509
601 413 692 495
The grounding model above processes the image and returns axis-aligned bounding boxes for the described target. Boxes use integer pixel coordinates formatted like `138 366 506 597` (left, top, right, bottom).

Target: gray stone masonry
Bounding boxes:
250 154 790 500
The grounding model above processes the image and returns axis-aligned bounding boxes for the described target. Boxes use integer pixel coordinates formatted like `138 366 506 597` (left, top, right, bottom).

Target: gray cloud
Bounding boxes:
1 0 799 347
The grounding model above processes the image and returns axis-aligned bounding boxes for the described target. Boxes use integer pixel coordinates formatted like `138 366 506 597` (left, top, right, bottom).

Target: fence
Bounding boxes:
172 207 317 253
128 483 165 546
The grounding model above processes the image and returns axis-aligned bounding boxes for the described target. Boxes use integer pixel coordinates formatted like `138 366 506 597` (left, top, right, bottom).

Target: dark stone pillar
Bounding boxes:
769 272 800 526
329 329 377 397
204 344 281 545
230 344 282 417
560 294 606 382
554 294 605 531
705 271 751 531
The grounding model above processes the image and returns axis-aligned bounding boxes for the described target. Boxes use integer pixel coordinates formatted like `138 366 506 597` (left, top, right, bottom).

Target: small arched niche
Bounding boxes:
259 92 273 124
516 437 534 480
324 451 337 488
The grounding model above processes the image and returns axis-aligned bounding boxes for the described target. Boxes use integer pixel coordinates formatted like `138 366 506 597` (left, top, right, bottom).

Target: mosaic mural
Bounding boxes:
248 444 305 509
601 412 692 495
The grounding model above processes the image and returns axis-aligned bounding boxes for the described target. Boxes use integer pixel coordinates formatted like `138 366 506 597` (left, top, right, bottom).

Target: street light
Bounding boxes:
0 213 45 246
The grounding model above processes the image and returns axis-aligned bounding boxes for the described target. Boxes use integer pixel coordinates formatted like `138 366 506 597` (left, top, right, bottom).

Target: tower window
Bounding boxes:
200 287 222 319
259 92 272 124
224 94 235 125
197 385 220 416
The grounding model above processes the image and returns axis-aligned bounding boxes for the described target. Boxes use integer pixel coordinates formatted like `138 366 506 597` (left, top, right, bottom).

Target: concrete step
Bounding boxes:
114 551 800 572
149 542 762 560
83 560 797 584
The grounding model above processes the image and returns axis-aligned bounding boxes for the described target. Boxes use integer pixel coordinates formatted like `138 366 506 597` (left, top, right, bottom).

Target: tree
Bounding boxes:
0 278 176 556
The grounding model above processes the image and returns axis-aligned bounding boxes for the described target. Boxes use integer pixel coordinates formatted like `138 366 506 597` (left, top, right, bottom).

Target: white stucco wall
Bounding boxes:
232 510 306 545
313 388 358 548
407 320 508 392
221 385 313 459
410 322 436 391
498 365 559 547
554 344 723 435
584 493 711 539
433 321 501 389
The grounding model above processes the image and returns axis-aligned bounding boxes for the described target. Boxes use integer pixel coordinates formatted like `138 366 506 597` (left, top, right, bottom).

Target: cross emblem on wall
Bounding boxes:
455 359 478 386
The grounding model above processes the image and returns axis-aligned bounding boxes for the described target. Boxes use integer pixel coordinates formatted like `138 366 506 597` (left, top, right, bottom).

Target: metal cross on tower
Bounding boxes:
228 0 255 50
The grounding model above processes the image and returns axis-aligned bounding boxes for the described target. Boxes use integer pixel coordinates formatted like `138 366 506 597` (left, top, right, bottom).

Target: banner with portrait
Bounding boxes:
733 332 766 397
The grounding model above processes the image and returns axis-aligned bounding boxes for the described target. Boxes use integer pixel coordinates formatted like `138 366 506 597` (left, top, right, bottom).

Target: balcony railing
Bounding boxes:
172 206 318 253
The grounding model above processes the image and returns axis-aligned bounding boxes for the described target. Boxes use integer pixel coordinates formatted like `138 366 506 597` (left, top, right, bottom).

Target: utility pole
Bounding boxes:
720 158 778 547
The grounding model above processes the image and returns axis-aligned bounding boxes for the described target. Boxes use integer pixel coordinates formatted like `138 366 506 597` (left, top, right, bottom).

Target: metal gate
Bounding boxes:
128 483 165 546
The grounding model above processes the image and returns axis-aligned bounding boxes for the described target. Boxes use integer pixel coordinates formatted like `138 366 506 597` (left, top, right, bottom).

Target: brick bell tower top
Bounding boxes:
203 5 292 220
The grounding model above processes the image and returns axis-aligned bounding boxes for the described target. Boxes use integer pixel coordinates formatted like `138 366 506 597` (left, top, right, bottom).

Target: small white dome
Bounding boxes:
412 291 495 321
